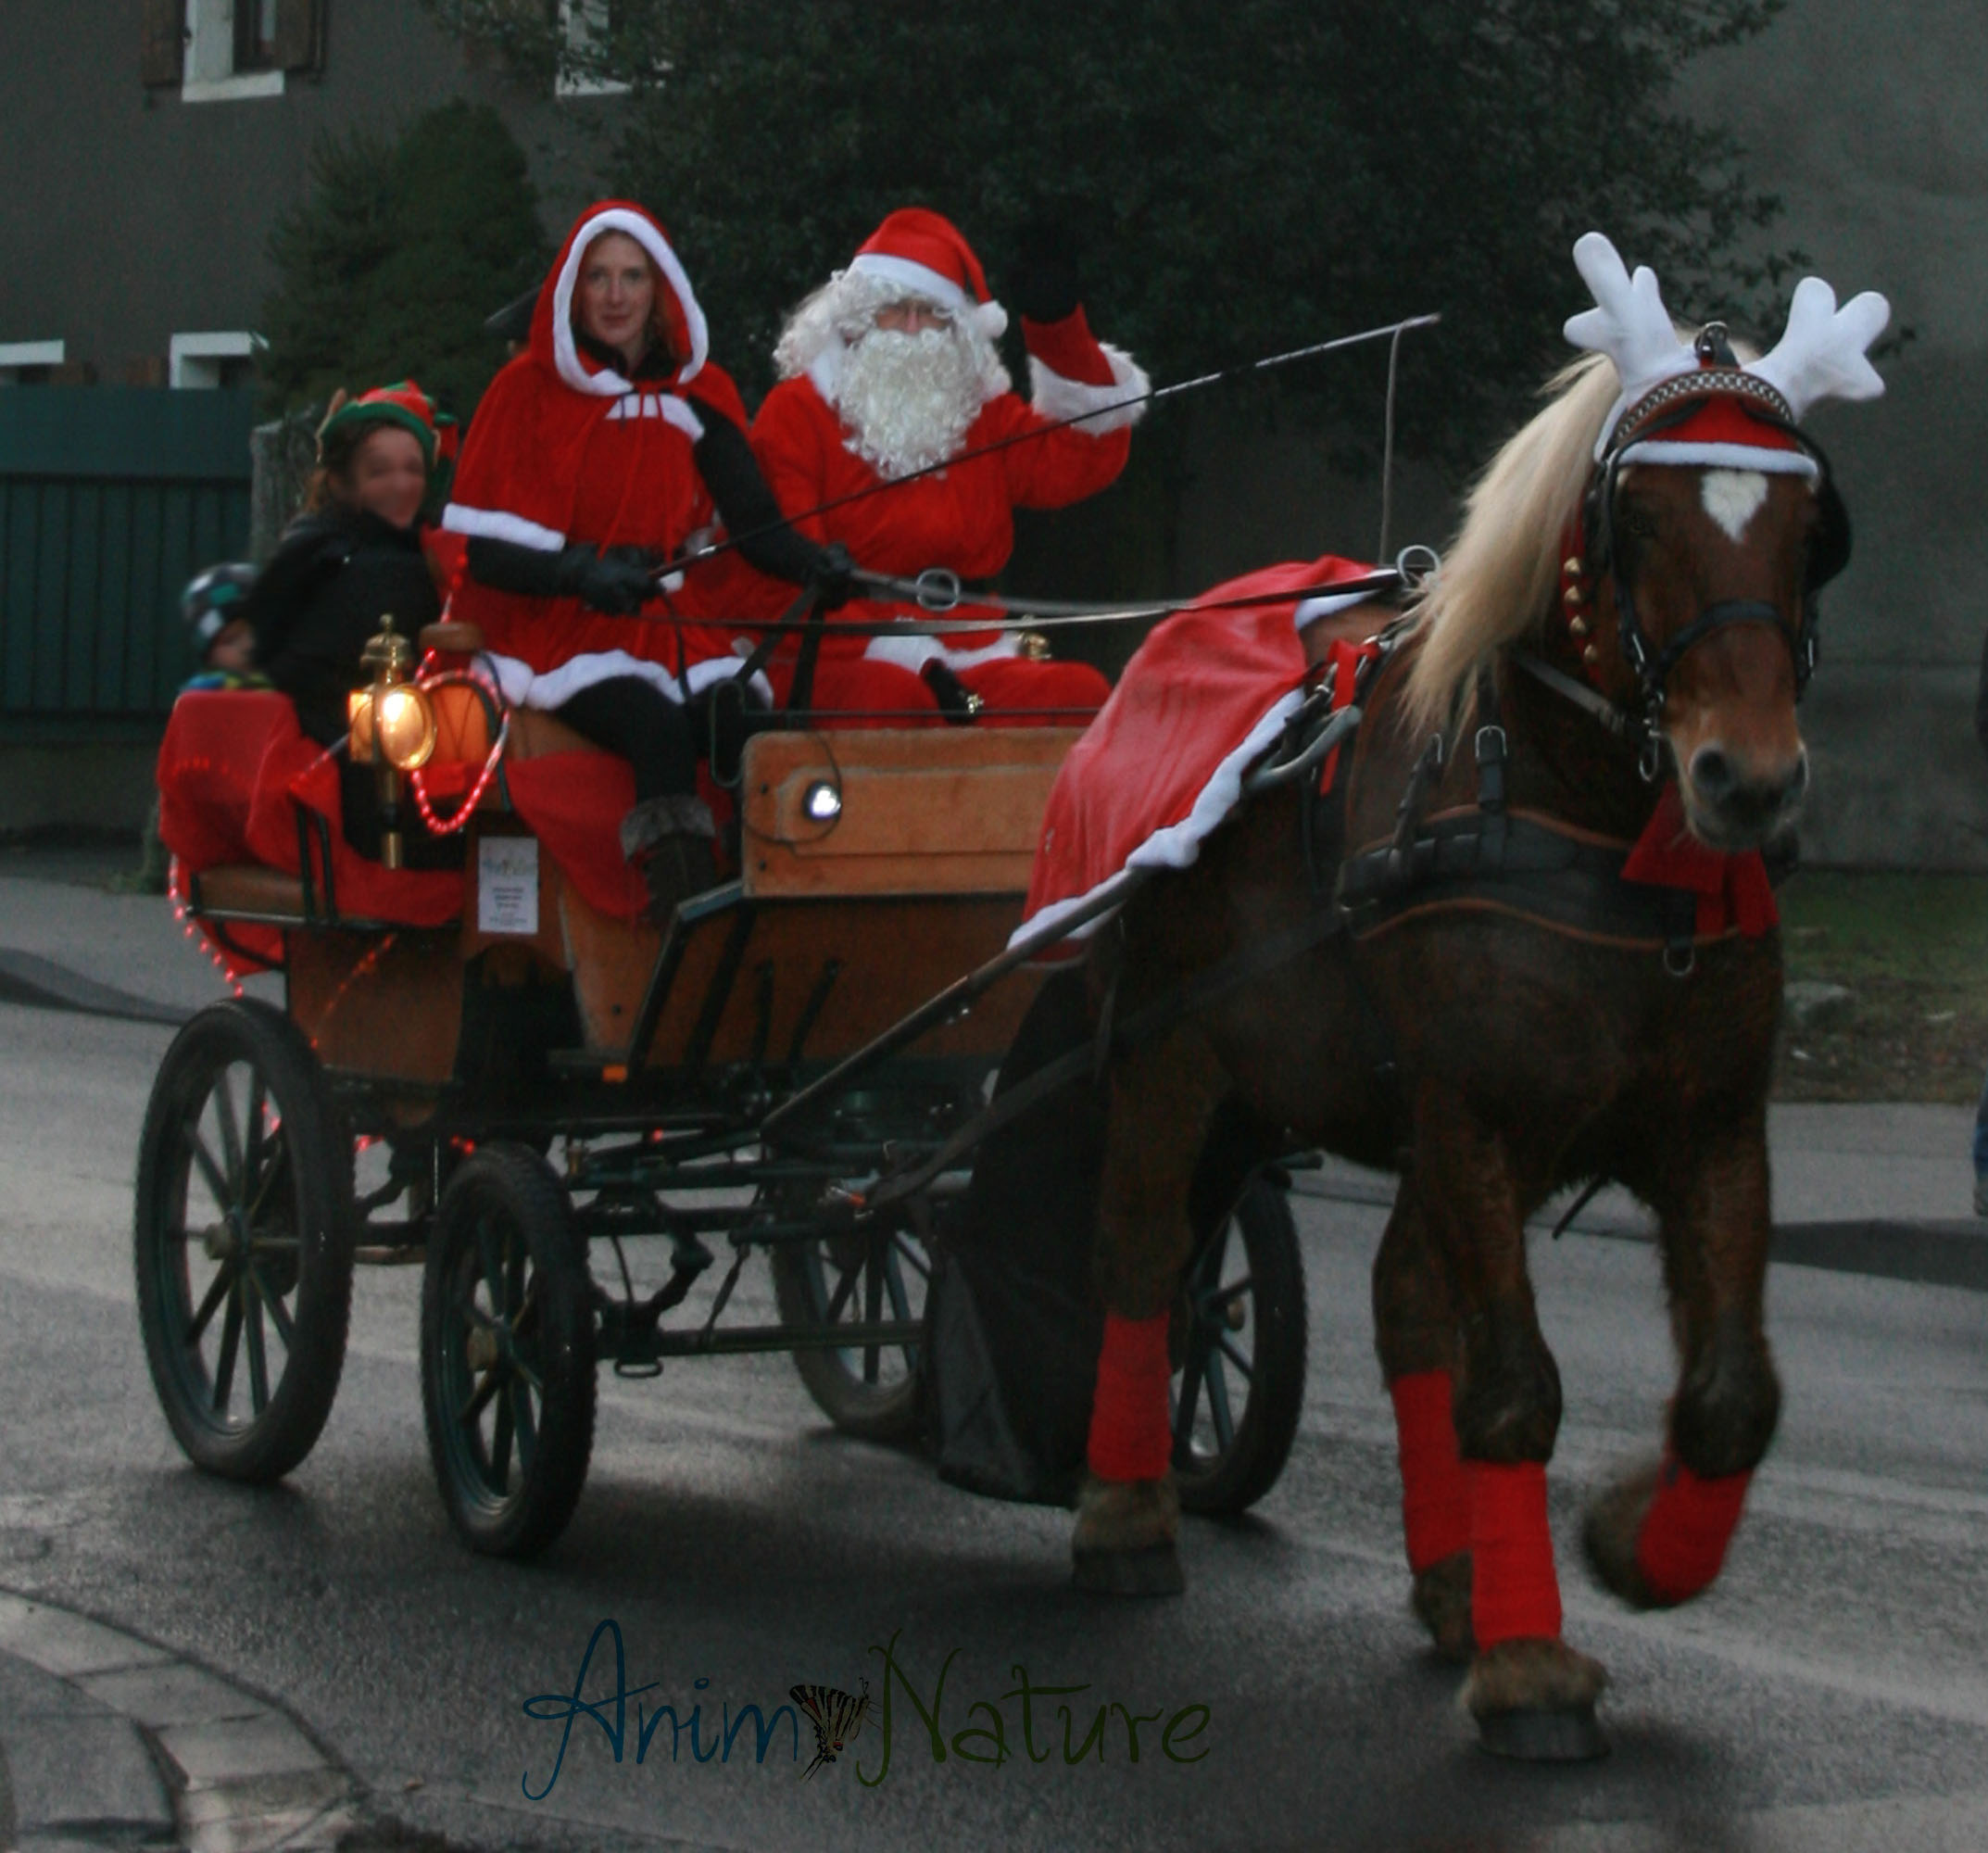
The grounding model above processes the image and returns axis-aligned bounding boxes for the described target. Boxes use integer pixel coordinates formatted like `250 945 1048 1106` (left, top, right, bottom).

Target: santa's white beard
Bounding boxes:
830 327 988 480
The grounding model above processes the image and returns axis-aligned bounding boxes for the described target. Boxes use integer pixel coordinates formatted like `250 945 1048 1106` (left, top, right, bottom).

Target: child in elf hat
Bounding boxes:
241 381 456 746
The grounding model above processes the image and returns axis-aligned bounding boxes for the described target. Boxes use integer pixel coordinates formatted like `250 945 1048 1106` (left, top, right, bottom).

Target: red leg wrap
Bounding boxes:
1633 1454 1752 1603
1087 1310 1174 1481
1469 1461 1562 1649
1389 1371 1470 1573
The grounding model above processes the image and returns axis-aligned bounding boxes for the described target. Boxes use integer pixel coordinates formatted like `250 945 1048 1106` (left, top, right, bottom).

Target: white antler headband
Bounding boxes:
1565 231 1890 458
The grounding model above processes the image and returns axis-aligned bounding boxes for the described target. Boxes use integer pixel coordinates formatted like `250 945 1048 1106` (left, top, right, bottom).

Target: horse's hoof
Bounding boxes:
1461 1636 1607 1728
1475 1704 1609 1763
1583 1456 1666 1609
1072 1472 1182 1597
1073 1541 1186 1597
1411 1552 1474 1663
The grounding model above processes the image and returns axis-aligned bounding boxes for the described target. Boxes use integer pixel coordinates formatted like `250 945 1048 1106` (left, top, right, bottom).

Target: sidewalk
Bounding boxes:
5 841 1985 1288
0 1591 357 1853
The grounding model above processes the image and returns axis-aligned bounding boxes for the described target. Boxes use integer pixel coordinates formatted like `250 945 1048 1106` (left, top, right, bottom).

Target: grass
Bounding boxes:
1774 872 1988 1103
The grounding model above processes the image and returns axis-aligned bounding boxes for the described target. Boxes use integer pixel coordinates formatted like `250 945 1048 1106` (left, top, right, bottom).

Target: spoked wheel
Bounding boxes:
1172 1175 1307 1516
772 1221 931 1443
420 1143 596 1558
134 998 354 1482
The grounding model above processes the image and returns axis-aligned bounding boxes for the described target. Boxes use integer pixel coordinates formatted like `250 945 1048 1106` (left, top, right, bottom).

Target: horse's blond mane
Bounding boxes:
1397 352 1619 736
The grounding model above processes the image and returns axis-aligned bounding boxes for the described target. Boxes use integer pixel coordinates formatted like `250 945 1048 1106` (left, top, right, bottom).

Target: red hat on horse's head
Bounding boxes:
849 208 1010 339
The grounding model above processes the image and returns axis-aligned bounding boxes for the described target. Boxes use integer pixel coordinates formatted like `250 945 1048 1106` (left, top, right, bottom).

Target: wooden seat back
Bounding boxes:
736 727 1079 899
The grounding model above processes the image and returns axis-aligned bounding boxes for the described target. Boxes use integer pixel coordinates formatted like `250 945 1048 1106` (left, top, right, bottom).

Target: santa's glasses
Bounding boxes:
871 300 954 334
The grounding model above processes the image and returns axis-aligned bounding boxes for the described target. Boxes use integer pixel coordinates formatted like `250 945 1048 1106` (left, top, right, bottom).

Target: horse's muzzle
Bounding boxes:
1684 743 1809 851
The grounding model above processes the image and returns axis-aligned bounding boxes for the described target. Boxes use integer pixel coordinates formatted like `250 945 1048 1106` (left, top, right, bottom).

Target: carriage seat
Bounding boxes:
737 727 1079 899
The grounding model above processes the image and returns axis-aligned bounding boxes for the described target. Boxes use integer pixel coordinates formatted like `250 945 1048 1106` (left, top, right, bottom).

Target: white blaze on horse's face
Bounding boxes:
1699 469 1770 544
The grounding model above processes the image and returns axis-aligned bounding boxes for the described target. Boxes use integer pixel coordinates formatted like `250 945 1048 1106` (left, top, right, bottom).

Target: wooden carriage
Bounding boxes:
135 637 1303 1557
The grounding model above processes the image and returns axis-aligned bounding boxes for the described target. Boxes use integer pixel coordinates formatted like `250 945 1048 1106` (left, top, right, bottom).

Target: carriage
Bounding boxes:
133 621 1308 1558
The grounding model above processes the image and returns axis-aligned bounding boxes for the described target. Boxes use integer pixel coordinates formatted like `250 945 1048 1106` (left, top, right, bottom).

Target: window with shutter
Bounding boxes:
271 0 324 73
140 0 185 86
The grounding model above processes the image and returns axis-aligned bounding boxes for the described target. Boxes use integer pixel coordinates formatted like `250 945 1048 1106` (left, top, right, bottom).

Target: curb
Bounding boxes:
1289 1175 1988 1294
0 1591 359 1853
0 952 191 1029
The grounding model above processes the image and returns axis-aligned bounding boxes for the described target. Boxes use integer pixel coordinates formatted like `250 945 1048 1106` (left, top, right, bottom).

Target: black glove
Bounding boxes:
921 658 982 725
562 545 657 616
809 541 856 612
1009 219 1083 326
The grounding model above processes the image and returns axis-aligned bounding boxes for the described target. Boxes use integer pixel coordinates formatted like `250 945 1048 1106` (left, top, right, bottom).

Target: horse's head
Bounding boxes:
1561 237 1887 851
1577 368 1851 851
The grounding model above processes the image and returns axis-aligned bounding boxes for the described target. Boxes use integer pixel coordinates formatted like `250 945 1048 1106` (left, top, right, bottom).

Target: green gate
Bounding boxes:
0 388 255 732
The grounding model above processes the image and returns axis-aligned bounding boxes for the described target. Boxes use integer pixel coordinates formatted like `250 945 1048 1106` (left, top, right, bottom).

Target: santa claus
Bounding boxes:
728 208 1150 724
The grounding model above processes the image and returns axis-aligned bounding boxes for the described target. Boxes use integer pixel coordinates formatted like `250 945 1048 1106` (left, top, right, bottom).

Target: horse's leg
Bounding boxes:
1073 1022 1227 1597
1585 1118 1780 1607
1414 1091 1607 1758
1373 1175 1472 1661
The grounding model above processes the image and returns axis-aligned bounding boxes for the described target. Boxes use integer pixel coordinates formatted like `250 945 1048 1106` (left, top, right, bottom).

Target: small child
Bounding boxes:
114 564 271 893
180 563 270 691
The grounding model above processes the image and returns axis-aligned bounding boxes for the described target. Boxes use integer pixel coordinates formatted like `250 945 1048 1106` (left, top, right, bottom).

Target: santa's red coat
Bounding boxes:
714 307 1143 700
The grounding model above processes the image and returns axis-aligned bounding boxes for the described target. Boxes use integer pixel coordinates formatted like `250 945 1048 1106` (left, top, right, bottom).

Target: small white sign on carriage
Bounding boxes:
478 835 540 935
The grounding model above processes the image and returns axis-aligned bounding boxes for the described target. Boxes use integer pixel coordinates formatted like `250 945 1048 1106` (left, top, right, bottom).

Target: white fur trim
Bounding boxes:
603 392 706 440
1291 590 1374 630
848 253 975 321
442 504 565 550
862 630 1022 675
551 208 710 397
1617 439 1818 477
1026 344 1151 433
481 647 770 712
1008 685 1308 951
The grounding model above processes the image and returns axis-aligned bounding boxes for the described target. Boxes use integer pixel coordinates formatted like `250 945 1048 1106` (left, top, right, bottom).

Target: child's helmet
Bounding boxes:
181 562 258 652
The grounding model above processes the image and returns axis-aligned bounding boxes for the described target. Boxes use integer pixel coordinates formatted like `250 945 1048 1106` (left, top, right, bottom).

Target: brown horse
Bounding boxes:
1063 257 1886 1758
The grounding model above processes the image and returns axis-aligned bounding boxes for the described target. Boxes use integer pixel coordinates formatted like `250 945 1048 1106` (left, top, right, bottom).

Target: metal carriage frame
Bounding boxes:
134 697 1308 1558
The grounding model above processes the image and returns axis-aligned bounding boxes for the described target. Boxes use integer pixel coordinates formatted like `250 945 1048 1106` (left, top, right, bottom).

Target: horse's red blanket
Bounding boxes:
1018 556 1375 956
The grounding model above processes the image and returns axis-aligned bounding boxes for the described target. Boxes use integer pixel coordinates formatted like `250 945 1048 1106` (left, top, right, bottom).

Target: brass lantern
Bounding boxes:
346 615 436 869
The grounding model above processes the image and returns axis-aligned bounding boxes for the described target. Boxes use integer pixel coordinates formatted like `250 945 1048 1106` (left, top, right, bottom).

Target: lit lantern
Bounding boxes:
346 615 436 869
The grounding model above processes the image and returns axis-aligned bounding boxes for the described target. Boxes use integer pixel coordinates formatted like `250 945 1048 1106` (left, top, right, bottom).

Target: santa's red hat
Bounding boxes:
849 208 1009 340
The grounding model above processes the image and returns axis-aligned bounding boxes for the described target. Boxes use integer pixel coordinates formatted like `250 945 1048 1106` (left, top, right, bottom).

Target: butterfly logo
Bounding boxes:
789 1677 873 1780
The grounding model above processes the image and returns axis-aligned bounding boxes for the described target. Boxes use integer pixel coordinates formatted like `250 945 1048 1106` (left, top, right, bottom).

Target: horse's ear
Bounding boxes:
1806 473 1853 593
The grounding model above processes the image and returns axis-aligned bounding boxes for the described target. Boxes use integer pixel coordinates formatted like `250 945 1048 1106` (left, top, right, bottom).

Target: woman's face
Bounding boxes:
576 232 659 367
340 425 428 530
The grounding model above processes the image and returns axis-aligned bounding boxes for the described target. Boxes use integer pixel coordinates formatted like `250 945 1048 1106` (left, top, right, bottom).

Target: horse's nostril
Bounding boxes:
1690 747 1738 806
1787 752 1810 804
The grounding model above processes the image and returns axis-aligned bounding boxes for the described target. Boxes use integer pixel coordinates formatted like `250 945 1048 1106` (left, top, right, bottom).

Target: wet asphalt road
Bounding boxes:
1 996 1985 1852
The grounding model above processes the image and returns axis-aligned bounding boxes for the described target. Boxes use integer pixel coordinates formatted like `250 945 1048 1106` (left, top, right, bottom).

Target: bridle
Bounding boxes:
1537 328 1855 777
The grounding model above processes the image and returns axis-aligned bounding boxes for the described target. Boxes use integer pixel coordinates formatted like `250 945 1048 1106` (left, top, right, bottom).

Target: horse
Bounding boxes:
1051 237 1887 1758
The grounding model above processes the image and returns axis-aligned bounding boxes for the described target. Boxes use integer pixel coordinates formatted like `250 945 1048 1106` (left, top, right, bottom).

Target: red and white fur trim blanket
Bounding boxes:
1017 555 1376 956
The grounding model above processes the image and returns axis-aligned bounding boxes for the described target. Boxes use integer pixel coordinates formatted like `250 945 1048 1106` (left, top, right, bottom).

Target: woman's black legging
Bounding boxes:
554 676 697 803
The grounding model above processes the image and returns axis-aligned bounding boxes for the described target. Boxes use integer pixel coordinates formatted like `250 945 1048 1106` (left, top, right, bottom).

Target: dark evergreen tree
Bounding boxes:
259 100 548 424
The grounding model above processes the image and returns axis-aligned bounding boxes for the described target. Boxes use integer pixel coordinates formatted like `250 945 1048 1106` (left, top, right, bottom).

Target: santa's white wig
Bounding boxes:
774 268 1012 402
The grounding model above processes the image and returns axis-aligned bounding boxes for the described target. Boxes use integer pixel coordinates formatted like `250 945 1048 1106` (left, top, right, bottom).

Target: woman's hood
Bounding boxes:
531 199 710 397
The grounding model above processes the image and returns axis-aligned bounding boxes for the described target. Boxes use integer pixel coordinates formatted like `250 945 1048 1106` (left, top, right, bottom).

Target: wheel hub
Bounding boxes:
466 1326 501 1374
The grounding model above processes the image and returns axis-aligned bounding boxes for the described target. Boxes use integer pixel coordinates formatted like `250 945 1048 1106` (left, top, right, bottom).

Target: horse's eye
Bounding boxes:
1621 507 1659 540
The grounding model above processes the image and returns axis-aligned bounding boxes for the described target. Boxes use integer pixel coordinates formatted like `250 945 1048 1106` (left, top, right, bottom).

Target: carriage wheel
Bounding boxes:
771 1223 931 1443
134 998 355 1483
1172 1176 1307 1516
420 1144 597 1559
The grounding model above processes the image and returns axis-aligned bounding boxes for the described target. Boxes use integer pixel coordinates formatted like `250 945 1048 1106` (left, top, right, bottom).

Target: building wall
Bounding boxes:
0 0 598 384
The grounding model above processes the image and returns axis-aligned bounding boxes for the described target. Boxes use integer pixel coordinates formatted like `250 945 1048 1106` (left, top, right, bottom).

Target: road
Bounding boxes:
1 992 1985 1851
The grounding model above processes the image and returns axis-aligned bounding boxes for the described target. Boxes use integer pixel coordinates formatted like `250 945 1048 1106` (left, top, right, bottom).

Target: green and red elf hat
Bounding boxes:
318 380 459 474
